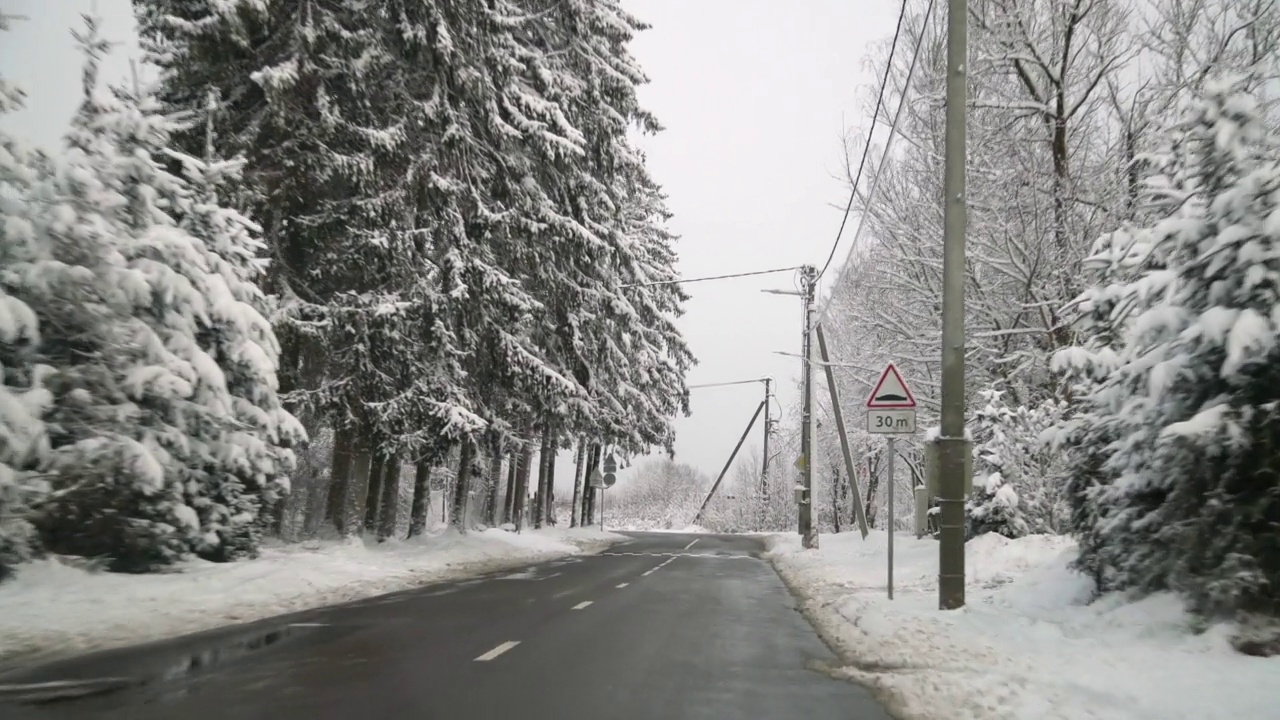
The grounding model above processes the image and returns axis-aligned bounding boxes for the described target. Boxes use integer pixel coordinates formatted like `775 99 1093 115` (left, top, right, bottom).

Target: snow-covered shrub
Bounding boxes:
1057 76 1280 619
0 73 52 577
966 389 1070 539
25 23 302 572
606 459 708 530
967 471 1027 539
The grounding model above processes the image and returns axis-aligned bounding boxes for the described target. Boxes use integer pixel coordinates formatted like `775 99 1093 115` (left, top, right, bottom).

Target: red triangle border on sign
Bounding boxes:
865 363 917 409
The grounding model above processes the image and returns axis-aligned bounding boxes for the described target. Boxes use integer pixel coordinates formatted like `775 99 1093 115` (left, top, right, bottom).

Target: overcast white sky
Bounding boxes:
0 0 898 489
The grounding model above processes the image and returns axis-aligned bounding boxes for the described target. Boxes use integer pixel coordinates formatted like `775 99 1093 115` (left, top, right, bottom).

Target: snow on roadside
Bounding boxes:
0 527 621 668
766 530 1280 720
621 524 712 533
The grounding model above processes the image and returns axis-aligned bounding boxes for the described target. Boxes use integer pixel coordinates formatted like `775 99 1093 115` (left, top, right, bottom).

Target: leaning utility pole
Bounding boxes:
693 401 766 526
799 265 818 549
936 0 969 610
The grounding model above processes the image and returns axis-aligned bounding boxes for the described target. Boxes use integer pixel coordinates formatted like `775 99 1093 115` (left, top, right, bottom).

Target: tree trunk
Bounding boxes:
344 444 373 538
581 444 600 526
364 451 385 533
451 440 473 529
569 437 586 527
534 425 552 529
830 460 842 534
485 442 503 526
377 452 401 541
502 450 518 525
839 468 851 532
513 439 534 529
545 433 558 526
325 425 355 533
407 458 432 538
270 492 289 538
864 455 880 529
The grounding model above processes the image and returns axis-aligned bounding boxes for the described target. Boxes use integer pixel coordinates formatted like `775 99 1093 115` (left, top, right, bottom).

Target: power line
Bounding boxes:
817 0 935 325
621 265 802 289
687 378 770 390
816 0 909 282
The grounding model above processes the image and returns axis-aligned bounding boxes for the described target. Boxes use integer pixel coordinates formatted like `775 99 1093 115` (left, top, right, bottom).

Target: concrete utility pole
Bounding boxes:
800 265 818 549
936 0 970 610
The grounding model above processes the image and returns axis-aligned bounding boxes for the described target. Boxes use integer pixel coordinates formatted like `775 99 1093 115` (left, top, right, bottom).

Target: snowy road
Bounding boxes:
0 532 890 720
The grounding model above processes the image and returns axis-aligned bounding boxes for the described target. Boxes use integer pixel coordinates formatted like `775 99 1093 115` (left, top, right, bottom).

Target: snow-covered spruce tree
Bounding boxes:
0 65 53 577
16 21 188 570
135 0 692 532
135 1 492 532
164 150 306 558
503 0 693 457
966 389 1070 539
32 20 300 570
1059 77 1280 620
1051 197 1167 585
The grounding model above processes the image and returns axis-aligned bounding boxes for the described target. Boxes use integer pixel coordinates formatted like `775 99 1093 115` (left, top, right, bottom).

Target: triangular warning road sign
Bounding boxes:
866 363 917 409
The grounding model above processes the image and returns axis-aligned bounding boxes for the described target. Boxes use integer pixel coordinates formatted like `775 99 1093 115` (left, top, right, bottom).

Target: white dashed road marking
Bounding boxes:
475 641 520 662
571 601 594 610
683 538 699 550
642 555 681 577
616 583 629 588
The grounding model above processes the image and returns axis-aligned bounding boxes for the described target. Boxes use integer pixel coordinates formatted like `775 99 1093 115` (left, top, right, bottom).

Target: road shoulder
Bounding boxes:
0 527 622 672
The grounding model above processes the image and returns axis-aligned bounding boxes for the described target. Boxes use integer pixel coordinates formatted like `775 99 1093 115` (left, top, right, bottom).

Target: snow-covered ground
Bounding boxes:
766 530 1280 720
606 522 712 533
0 527 621 668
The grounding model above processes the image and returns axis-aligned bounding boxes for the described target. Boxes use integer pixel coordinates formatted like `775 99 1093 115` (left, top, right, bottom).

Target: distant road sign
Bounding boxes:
603 472 617 488
589 469 605 488
866 364 917 409
603 454 617 474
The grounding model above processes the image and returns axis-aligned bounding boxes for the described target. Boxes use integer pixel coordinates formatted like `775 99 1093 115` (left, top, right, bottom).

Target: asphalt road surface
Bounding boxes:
0 532 891 720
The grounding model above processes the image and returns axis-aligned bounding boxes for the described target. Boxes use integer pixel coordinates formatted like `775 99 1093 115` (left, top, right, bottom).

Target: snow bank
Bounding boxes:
627 524 711 533
602 520 711 533
766 531 1280 720
0 527 621 668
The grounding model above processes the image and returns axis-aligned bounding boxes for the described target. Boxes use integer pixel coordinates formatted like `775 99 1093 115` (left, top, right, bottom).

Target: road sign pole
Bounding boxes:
938 0 970 611
887 436 895 600
863 361 916 599
590 453 617 532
